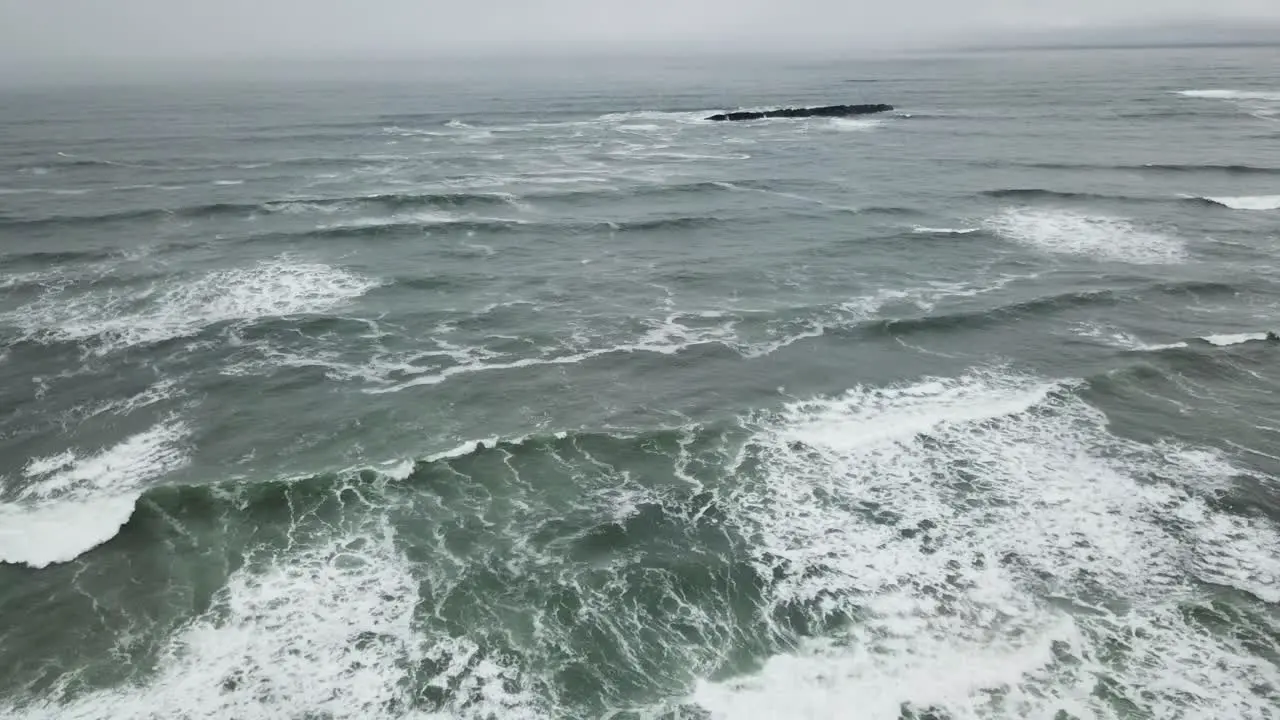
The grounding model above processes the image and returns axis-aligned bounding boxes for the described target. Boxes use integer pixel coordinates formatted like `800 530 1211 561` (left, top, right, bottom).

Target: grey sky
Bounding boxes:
2 0 1278 64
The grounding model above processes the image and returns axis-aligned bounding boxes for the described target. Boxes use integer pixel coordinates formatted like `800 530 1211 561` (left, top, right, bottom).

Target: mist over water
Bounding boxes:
2 46 1280 719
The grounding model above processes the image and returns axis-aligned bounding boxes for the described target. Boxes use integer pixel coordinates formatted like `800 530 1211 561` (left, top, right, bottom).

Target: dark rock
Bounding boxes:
707 103 894 122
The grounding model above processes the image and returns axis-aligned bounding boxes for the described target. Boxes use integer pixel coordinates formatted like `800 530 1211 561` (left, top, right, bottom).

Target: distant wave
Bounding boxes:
1195 195 1280 211
4 257 381 355
1139 163 1280 175
4 425 719 569
982 188 1149 203
1200 332 1278 347
596 216 728 232
302 214 529 238
911 226 980 235
0 420 189 568
1176 89 1280 125
1073 323 1190 352
985 208 1186 264
856 289 1120 338
0 191 530 229
1005 161 1280 175
0 248 121 265
1177 89 1280 102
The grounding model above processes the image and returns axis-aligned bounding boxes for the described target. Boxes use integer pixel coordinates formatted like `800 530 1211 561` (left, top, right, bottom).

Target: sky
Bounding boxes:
1 0 1278 65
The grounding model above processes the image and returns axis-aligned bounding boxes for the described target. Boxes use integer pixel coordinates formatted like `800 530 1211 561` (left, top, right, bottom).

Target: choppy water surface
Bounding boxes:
2 48 1280 719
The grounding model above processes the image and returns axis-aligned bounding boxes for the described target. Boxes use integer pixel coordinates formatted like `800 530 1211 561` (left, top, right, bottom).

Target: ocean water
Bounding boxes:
2 46 1280 719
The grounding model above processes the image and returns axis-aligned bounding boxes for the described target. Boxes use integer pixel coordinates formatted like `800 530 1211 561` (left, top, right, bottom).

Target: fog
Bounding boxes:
2 0 1278 66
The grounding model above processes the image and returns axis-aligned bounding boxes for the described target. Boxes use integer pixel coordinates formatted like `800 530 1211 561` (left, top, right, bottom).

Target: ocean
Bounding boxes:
1 46 1279 719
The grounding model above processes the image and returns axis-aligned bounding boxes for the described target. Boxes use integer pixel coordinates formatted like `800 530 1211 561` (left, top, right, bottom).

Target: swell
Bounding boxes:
982 188 1153 203
858 289 1120 337
977 161 1280 175
852 279 1242 339
0 192 525 229
116 426 730 539
53 155 416 171
0 248 120 266
982 187 1278 208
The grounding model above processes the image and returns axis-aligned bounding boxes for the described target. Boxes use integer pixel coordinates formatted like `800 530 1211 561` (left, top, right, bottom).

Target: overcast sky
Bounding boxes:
2 0 1278 64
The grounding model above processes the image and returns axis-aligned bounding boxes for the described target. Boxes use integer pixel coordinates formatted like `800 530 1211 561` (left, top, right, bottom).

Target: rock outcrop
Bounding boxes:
707 104 894 122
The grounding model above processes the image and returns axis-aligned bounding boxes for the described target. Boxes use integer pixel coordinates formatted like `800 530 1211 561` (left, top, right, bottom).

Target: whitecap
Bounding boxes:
0 420 189 568
1202 332 1271 346
1074 323 1189 351
827 117 883 131
912 226 979 235
1202 195 1280 211
7 257 380 354
697 368 1280 719
985 208 1186 264
1177 89 1280 102
3 512 545 720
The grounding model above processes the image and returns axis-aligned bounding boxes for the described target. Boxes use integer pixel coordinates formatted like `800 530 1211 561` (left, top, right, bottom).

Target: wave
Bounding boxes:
8 367 1280 717
5 257 381 355
1177 89 1280 102
0 191 529 229
988 161 1280 175
7 486 443 719
1201 332 1278 347
1138 163 1280 175
0 420 189 569
597 216 727 232
827 117 883 131
0 421 741 719
306 213 529 237
0 248 121 266
1196 195 1280 211
1176 89 1280 125
697 366 1280 718
911 226 979 235
1073 323 1190 352
1070 324 1280 352
982 188 1149 202
985 208 1186 264
858 289 1119 337
858 277 1244 342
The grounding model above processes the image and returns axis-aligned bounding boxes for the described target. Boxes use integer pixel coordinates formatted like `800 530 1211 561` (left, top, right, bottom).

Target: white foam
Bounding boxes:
1203 195 1280 210
597 110 713 125
66 379 184 421
827 118 882 131
0 421 188 568
0 495 140 570
1177 89 1280 101
324 210 458 228
1074 323 1189 351
700 368 1280 719
6 509 546 720
19 421 188 500
1203 332 1270 346
268 200 350 215
364 312 739 394
1183 500 1280 603
1177 90 1280 125
9 257 380 353
912 226 979 235
359 278 1030 392
986 208 1186 264
212 180 245 186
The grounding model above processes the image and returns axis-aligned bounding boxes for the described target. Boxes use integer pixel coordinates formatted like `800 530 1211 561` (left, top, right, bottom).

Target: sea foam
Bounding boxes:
0 420 189 568
985 208 1186 264
8 257 380 354
698 368 1280 719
